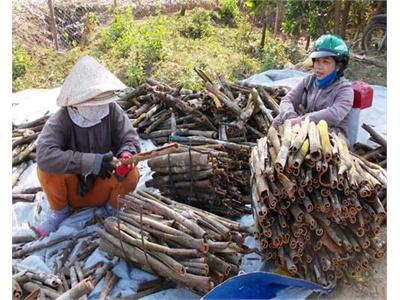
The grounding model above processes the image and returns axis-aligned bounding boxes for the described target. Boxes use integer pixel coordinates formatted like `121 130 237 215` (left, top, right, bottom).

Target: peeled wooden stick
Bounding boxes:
12 162 28 187
104 218 199 258
290 117 310 154
125 193 206 238
275 120 292 172
97 228 214 293
98 271 117 300
13 279 22 300
12 141 37 165
317 120 332 161
361 123 386 149
308 121 322 161
290 139 309 172
55 278 94 300
22 282 61 299
114 143 181 166
267 126 281 155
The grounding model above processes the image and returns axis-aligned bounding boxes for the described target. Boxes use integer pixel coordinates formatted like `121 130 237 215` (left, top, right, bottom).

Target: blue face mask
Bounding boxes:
315 69 337 89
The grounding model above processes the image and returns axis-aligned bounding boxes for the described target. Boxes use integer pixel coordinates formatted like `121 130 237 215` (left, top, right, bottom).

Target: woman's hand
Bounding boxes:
289 117 302 125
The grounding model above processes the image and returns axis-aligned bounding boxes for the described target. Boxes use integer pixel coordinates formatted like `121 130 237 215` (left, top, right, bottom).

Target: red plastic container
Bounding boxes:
352 80 374 109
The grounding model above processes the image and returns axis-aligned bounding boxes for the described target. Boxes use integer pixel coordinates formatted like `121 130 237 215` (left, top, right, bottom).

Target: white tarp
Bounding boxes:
12 87 260 299
12 69 386 298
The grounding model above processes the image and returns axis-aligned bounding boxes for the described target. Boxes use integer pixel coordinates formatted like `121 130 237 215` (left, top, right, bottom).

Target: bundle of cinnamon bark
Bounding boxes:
117 68 286 146
145 144 252 217
250 118 387 287
98 190 250 294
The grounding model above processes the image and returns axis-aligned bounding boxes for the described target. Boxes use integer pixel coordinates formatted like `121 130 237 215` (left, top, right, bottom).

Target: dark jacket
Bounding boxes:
37 102 141 176
273 74 354 137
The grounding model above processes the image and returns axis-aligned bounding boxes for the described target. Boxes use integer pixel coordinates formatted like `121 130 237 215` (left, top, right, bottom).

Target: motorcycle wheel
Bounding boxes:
362 23 386 55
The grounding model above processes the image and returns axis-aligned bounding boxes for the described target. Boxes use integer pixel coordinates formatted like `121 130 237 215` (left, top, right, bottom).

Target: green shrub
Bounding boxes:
176 68 204 91
99 8 135 52
12 44 29 81
138 18 167 61
233 15 256 54
260 33 300 70
217 0 240 26
126 54 145 87
179 9 213 39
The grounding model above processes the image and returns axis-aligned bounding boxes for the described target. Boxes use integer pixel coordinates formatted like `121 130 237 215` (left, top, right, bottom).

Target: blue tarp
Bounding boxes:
202 271 333 300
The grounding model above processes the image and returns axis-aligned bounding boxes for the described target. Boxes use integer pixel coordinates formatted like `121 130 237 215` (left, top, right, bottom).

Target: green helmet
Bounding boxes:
310 34 350 76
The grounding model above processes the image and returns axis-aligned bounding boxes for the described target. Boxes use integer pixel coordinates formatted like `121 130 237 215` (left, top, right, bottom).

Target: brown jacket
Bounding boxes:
37 102 141 176
273 74 354 137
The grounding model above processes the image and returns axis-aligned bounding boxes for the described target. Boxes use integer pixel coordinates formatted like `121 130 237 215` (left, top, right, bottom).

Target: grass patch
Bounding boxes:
13 8 302 92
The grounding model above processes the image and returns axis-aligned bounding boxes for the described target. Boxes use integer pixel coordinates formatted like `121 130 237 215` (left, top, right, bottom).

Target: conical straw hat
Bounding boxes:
57 55 126 107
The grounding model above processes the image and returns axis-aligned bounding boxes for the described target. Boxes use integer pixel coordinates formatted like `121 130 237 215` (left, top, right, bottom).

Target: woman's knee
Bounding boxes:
120 167 140 193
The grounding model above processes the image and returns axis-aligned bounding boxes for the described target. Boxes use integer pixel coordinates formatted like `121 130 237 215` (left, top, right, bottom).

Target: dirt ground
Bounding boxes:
346 59 387 87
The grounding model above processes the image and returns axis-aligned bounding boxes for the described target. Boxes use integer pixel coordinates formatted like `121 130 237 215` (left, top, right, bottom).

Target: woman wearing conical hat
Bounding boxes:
35 55 141 237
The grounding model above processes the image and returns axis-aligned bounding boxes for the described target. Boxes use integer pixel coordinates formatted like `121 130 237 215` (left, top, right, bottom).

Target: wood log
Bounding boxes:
12 162 28 187
98 229 214 293
13 279 22 300
12 141 37 165
13 231 91 258
22 282 61 299
361 123 387 149
55 278 93 300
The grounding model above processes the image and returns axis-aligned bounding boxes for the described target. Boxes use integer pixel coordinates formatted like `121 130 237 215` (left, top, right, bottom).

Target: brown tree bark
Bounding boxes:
340 1 352 39
47 0 58 50
273 2 281 36
260 17 268 50
334 0 342 34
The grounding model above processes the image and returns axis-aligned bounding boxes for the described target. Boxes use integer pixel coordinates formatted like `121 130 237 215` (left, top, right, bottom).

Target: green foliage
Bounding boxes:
260 32 298 70
97 9 168 86
12 44 29 81
126 55 145 86
217 0 240 26
12 7 304 91
233 15 258 55
108 8 134 42
179 9 213 39
282 0 334 39
137 17 168 61
245 0 266 12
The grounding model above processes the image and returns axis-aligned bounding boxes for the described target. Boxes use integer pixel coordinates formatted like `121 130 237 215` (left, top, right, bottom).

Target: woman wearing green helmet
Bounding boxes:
272 34 354 138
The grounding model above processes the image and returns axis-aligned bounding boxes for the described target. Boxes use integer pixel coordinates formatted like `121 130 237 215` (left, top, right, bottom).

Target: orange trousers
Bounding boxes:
37 167 140 211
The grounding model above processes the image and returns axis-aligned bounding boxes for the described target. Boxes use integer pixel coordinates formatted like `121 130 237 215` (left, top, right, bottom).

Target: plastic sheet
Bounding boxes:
12 70 386 298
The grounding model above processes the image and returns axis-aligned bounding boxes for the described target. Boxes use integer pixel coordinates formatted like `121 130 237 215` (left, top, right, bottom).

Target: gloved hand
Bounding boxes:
115 151 135 178
77 174 96 197
97 151 115 179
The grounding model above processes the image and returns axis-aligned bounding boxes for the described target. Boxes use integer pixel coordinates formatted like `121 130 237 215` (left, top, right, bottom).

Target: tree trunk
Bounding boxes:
374 0 385 14
47 0 58 50
260 17 268 50
340 1 352 39
334 0 341 34
305 36 311 51
273 2 280 37
354 5 366 45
